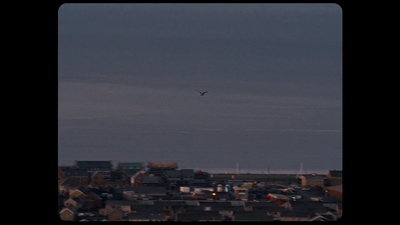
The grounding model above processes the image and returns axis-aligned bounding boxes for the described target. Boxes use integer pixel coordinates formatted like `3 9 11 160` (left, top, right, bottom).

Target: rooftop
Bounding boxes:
124 186 166 194
142 176 162 183
128 212 165 220
181 169 195 176
325 184 342 193
105 200 140 206
328 170 342 178
176 212 222 221
118 162 144 170
234 212 275 221
64 169 88 177
148 161 178 168
291 202 329 214
280 211 310 218
76 161 112 169
164 170 181 176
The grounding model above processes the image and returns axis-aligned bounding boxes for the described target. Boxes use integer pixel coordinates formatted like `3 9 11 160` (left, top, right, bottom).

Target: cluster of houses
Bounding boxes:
299 170 343 200
58 161 342 221
58 161 210 190
59 194 341 221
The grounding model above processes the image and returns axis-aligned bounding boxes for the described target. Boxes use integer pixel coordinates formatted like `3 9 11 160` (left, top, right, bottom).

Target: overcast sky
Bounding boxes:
58 3 342 173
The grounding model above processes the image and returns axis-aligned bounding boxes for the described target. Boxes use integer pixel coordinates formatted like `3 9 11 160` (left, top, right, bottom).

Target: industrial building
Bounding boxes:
75 161 113 179
147 161 178 176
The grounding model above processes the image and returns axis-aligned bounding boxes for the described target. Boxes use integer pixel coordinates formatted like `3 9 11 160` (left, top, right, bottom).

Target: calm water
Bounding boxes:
58 124 342 174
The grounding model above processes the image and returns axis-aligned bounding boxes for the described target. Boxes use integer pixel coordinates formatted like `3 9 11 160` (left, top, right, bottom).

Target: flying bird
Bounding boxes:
196 90 208 96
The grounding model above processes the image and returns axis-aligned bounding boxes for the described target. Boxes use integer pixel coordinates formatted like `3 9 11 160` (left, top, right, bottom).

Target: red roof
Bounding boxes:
148 161 178 168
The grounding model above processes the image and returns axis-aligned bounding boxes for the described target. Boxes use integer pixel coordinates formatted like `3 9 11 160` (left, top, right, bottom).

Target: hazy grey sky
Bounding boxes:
58 3 342 173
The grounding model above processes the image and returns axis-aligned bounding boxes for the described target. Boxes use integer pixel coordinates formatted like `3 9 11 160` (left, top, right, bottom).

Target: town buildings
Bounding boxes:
75 160 113 179
58 160 342 221
130 170 149 186
117 162 144 171
300 174 325 187
147 161 178 176
324 185 343 200
326 170 343 186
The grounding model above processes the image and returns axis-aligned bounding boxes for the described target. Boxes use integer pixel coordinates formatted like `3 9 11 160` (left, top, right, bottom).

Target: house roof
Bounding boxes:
194 170 209 177
105 200 139 206
58 177 70 186
65 169 88 177
280 211 310 218
130 170 148 179
267 193 290 200
59 165 79 171
181 169 194 176
164 170 181 177
199 201 232 207
124 186 166 194
184 205 204 212
148 213 165 220
69 189 87 198
123 169 141 177
77 216 108 222
153 200 186 206
259 205 286 212
109 207 125 215
291 202 329 214
76 161 112 169
60 204 78 214
183 200 200 206
233 212 274 221
130 205 166 213
91 171 104 178
128 212 165 220
310 214 336 221
85 192 102 201
193 178 209 183
328 170 342 178
325 184 342 193
211 205 244 212
65 197 83 204
243 201 276 207
142 176 162 183
176 212 222 221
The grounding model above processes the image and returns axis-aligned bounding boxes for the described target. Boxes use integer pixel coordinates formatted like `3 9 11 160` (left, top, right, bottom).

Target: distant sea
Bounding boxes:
58 128 342 175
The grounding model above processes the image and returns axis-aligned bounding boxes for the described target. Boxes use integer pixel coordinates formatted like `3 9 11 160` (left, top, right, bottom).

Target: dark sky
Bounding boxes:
58 3 342 173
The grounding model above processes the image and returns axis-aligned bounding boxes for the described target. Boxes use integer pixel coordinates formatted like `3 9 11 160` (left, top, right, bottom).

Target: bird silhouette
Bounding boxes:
195 90 208 96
